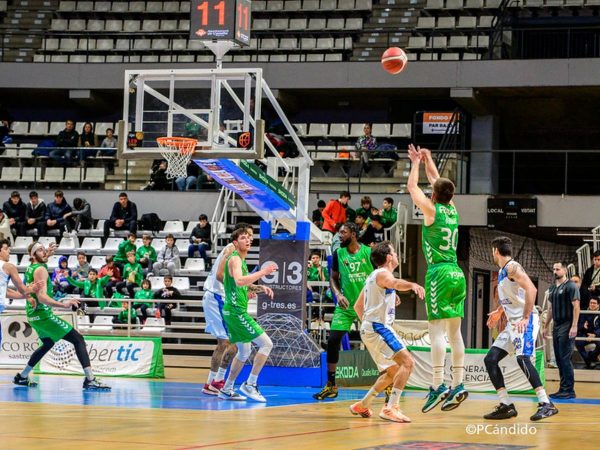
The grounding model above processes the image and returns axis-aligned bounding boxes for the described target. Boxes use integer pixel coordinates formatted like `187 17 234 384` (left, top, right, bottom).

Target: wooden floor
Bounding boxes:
1 368 599 450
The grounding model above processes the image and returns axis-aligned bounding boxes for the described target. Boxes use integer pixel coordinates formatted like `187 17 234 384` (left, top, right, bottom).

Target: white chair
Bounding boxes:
42 167 64 183
392 123 412 138
65 167 83 183
328 123 349 138
180 258 205 274
21 167 38 183
349 123 365 137
10 122 28 134
175 239 189 254
172 276 190 291
103 237 122 253
47 255 62 270
162 220 184 234
140 317 166 333
307 123 328 138
80 237 102 251
13 236 33 252
67 255 79 268
37 236 56 248
77 315 91 331
90 255 106 270
9 254 18 265
92 316 113 331
58 236 79 251
1 167 20 182
29 121 49 135
372 123 391 138
18 255 31 270
289 18 307 30
84 167 106 183
148 276 165 290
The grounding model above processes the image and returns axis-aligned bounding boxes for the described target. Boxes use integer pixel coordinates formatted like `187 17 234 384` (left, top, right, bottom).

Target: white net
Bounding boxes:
156 137 197 179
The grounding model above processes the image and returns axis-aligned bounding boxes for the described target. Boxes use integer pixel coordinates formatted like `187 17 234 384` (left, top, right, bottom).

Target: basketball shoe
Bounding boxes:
422 384 449 413
441 383 469 411
349 401 373 418
240 382 266 402
313 382 338 400
83 377 111 391
13 373 37 387
379 405 411 423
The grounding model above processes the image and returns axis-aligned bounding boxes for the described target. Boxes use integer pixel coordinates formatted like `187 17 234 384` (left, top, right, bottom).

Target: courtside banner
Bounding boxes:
36 336 164 378
407 347 544 394
0 312 74 368
422 112 460 134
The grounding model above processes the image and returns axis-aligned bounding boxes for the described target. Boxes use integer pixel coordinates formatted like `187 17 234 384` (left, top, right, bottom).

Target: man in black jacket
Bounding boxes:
25 191 47 236
188 214 212 269
104 192 137 239
67 197 93 232
575 297 600 368
50 119 79 165
45 190 74 234
153 275 181 325
2 191 26 236
580 250 600 311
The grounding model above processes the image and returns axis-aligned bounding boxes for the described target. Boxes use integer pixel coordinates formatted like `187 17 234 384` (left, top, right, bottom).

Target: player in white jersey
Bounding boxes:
202 223 253 395
484 236 558 421
0 238 41 312
352 241 425 423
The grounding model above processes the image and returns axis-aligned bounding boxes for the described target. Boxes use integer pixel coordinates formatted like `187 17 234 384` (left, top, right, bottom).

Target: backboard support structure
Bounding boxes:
120 67 268 160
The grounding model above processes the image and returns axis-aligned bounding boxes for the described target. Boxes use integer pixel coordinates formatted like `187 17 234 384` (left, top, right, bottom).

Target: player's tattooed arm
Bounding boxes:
507 261 537 332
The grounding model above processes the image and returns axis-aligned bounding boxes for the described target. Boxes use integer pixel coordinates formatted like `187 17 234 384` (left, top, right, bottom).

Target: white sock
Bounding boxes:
207 370 217 384
247 373 258 386
498 389 511 405
20 366 33 378
536 388 549 404
388 388 403 407
84 367 94 381
361 386 379 407
451 366 465 387
216 367 227 381
429 320 447 387
433 366 444 388
224 377 235 391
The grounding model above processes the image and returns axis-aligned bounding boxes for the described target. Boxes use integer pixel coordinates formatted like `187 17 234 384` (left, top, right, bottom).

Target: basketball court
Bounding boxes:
1 368 598 449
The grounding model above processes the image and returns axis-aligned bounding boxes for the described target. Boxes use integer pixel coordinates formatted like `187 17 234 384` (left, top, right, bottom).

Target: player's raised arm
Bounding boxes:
230 256 277 287
507 261 537 333
376 270 425 300
216 243 235 283
407 144 436 224
416 146 440 186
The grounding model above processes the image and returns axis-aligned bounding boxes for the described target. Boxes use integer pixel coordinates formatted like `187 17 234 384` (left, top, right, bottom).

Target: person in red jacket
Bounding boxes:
322 191 351 237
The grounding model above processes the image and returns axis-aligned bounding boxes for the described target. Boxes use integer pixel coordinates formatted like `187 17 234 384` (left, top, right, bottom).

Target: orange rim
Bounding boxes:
156 137 198 155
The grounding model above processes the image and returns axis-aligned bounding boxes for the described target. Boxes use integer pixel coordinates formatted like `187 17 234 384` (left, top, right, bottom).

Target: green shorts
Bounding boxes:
222 309 264 344
425 263 466 321
331 306 359 332
28 313 73 342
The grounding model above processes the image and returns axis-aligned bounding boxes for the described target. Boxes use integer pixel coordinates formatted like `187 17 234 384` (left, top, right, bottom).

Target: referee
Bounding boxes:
543 261 580 399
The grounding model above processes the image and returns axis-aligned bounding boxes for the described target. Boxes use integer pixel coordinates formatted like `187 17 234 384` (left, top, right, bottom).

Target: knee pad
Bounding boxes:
254 334 273 356
235 342 252 362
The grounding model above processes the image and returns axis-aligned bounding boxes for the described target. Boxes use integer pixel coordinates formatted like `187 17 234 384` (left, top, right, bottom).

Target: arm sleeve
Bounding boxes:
331 250 339 272
570 283 581 300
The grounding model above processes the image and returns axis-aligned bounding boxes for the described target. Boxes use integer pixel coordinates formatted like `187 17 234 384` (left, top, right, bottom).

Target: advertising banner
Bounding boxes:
422 112 460 134
0 312 74 368
37 336 164 378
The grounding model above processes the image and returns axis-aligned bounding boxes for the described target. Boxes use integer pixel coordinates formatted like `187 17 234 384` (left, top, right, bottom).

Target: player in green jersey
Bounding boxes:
314 222 375 400
407 144 468 413
13 242 110 391
217 227 278 402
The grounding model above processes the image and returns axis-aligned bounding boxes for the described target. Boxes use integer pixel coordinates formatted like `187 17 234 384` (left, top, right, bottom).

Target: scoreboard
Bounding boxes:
487 197 537 231
190 0 251 46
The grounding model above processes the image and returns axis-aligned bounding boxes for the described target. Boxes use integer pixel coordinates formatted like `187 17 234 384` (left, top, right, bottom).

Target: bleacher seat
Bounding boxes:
13 236 33 252
67 255 79 268
152 238 166 250
175 239 189 254
90 255 106 269
329 123 349 138
77 315 91 331
91 316 113 331
179 258 205 274
42 167 64 183
103 238 122 253
307 123 329 138
18 255 31 270
162 220 185 234
37 236 56 248
148 276 165 290
59 236 79 251
80 237 102 252
372 123 391 138
1 167 21 183
10 122 28 134
47 254 62 270
140 317 166 333
173 276 190 291
349 123 365 137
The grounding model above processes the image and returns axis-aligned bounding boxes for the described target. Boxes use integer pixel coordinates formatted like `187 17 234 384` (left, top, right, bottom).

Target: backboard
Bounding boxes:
119 67 265 160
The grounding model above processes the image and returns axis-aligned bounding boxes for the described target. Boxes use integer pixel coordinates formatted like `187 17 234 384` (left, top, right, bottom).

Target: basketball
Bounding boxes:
381 47 408 74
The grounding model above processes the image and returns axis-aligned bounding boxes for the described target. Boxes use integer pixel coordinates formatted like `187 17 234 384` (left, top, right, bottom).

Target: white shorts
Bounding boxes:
492 313 539 357
203 291 229 340
361 322 407 372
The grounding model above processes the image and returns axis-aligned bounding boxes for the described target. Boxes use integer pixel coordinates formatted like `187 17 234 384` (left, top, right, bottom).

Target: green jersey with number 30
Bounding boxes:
422 203 459 265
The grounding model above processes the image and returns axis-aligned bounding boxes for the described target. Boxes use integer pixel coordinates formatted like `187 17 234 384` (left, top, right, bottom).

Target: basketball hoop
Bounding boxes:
156 137 198 179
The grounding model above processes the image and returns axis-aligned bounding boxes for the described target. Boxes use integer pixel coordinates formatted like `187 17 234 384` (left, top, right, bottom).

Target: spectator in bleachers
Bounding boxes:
580 250 600 311
355 122 377 168
322 191 351 237
176 160 201 191
136 233 157 275
0 209 12 245
104 192 138 239
575 297 600 369
188 214 212 270
356 196 375 221
114 232 137 271
377 197 397 228
50 119 79 165
79 122 99 148
99 255 121 300
45 190 74 235
133 278 154 324
355 212 369 243
345 203 356 223
153 275 181 325
52 256 72 295
66 198 93 233
312 200 326 230
100 128 117 157
68 268 111 309
3 191 26 237
153 234 180 277
307 250 329 283
359 214 384 247
144 160 171 191
114 299 137 326
116 250 143 298
25 191 47 236
73 251 90 282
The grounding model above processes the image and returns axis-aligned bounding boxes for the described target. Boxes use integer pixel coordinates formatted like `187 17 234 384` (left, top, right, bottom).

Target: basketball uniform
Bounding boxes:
0 260 9 313
360 268 406 371
331 245 374 331
25 263 73 342
492 260 539 357
222 251 264 343
422 203 466 320
203 245 230 340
